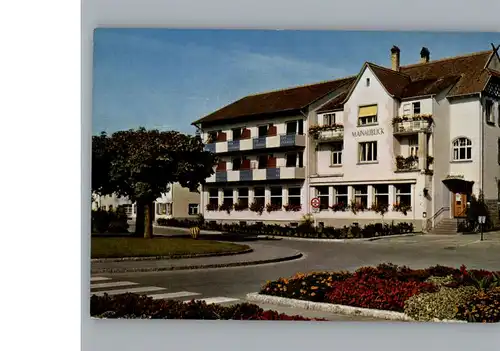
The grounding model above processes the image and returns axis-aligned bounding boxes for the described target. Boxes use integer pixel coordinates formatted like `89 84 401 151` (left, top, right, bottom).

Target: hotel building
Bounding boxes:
192 45 500 232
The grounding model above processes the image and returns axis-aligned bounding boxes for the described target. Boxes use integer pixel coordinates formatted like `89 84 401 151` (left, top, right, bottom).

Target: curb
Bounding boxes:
91 252 303 274
91 248 253 263
245 293 467 323
255 233 416 243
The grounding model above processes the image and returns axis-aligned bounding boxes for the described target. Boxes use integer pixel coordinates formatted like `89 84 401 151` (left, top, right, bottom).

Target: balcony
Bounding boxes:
205 167 306 183
203 133 306 154
309 124 344 143
395 155 419 172
392 115 433 135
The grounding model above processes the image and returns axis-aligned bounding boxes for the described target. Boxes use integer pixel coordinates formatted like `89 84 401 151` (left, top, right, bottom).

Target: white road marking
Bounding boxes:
196 297 240 305
149 291 201 300
91 281 139 289
92 286 165 296
90 276 111 282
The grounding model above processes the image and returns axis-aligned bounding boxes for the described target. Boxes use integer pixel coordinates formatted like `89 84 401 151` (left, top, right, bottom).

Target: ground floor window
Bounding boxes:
121 204 133 216
374 184 389 206
188 204 199 215
223 189 234 206
353 185 368 208
253 187 265 206
155 203 172 216
287 187 301 206
333 185 348 205
209 189 219 206
395 184 412 206
270 186 283 206
237 188 249 208
316 186 329 210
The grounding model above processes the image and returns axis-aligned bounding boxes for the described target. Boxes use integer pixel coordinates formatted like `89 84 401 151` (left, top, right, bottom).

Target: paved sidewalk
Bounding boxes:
91 242 303 274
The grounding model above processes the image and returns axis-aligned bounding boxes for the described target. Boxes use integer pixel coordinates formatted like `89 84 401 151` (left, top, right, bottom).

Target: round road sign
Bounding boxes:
310 197 320 208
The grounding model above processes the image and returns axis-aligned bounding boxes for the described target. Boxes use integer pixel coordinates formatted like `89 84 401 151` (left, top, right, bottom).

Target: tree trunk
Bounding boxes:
133 200 145 237
144 201 154 239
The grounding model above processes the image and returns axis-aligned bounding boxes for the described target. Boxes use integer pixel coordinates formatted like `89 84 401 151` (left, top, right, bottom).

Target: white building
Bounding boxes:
92 183 201 221
193 44 500 232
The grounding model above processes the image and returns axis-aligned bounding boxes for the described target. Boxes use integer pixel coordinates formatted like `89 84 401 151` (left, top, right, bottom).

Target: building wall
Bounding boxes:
172 183 201 219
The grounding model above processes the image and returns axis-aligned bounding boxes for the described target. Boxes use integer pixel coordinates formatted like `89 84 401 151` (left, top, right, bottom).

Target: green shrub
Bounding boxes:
455 287 500 323
425 275 456 287
404 285 478 321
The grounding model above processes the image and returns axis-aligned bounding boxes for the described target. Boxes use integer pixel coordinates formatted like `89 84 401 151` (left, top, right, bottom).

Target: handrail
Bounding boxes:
428 206 450 221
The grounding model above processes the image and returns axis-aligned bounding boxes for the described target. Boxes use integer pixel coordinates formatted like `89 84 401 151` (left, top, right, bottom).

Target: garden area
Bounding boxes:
259 263 500 323
90 294 326 320
157 217 415 240
91 236 250 259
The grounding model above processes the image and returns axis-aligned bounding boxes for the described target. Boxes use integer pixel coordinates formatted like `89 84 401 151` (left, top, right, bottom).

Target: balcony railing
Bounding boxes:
205 167 306 183
309 124 344 143
203 133 306 153
392 115 433 135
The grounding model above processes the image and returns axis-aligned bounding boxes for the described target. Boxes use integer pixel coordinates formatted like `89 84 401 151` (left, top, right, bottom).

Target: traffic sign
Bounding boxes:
478 216 486 224
311 197 320 208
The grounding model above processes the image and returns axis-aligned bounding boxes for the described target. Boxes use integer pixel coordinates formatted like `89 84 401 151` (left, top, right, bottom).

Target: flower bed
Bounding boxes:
90 293 326 321
156 218 415 239
259 264 500 322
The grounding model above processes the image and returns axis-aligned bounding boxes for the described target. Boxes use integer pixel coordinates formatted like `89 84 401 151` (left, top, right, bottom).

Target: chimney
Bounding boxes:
391 46 400 71
420 47 430 63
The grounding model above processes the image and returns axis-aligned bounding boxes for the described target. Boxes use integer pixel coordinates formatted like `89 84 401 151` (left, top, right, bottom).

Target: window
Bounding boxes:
286 120 304 135
258 125 268 137
156 203 167 215
374 184 389 206
402 103 411 116
333 185 348 205
412 101 421 115
331 142 343 165
395 184 412 207
237 188 249 208
287 187 301 206
408 136 418 157
223 189 233 206
209 189 219 206
254 187 265 206
358 104 378 125
452 137 472 161
270 187 283 207
498 138 500 164
232 157 242 170
188 204 199 215
232 128 242 140
298 152 303 167
316 186 329 210
258 155 268 169
353 185 368 207
121 204 133 217
498 104 500 127
366 78 370 87
323 113 336 126
359 141 378 163
286 153 298 167
486 100 494 123
208 131 217 142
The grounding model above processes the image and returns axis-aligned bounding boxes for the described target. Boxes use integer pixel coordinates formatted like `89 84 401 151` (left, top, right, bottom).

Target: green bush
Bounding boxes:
404 285 478 321
92 208 129 233
455 287 500 323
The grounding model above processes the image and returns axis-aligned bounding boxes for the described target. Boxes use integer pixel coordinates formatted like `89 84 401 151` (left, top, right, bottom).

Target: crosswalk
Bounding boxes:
90 276 241 305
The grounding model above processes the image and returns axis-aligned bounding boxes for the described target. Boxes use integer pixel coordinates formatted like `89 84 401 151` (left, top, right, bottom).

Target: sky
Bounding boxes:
92 29 500 135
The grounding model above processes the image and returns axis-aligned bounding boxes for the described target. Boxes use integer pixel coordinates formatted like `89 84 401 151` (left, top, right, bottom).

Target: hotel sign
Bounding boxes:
352 128 385 137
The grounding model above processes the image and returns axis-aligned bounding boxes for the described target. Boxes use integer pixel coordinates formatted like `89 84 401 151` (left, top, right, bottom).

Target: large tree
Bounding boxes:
92 127 217 238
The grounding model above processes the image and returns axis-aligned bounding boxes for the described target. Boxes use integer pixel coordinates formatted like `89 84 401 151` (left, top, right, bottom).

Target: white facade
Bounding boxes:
197 47 500 230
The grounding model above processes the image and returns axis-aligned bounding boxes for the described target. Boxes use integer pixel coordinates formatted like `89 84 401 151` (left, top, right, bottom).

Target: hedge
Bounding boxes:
156 217 415 239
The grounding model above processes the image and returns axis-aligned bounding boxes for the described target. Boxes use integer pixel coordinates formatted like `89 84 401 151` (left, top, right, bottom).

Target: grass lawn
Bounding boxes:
91 236 250 259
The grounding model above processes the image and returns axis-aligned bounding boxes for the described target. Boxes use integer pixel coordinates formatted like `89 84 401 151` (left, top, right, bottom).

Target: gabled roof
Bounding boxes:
192 76 356 125
194 47 498 126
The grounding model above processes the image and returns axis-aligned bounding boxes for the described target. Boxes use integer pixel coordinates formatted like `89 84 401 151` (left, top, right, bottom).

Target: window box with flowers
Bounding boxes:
371 202 389 215
206 203 218 211
330 202 348 212
266 203 283 213
284 204 302 212
395 155 419 171
249 201 265 215
393 202 412 215
233 201 249 211
350 201 366 214
391 114 433 125
308 124 344 139
218 203 233 214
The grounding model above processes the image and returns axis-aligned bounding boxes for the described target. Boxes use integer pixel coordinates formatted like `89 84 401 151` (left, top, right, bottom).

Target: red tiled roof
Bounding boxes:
193 76 355 125
194 49 497 126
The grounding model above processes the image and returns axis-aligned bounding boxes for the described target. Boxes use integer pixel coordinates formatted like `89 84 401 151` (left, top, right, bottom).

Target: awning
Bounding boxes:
358 105 378 117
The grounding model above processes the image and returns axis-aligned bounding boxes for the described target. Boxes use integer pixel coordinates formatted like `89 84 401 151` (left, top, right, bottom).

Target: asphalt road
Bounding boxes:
91 231 500 312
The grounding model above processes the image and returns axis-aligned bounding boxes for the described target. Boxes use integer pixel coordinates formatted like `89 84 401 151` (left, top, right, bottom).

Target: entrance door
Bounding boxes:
453 193 467 217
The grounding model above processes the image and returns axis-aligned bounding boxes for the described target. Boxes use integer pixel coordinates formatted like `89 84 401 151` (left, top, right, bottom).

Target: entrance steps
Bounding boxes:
429 218 458 235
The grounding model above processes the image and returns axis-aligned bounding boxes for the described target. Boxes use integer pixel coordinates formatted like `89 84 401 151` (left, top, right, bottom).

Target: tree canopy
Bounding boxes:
91 127 217 237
